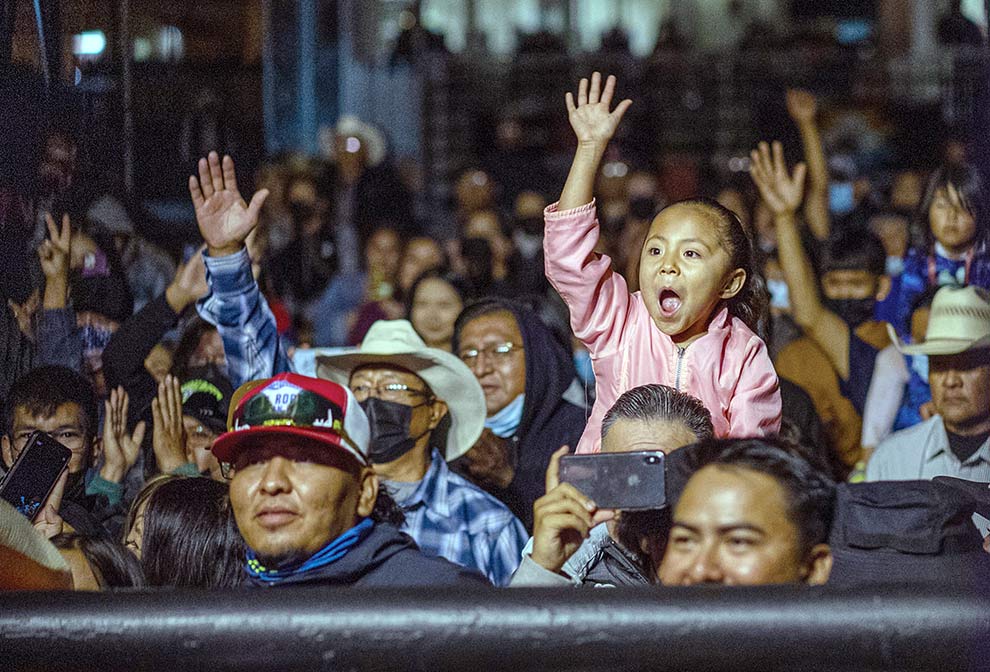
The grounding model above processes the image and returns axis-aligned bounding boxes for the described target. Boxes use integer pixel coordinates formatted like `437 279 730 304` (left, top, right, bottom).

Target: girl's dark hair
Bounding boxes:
138 476 248 589
677 198 769 336
912 163 988 253
51 533 145 589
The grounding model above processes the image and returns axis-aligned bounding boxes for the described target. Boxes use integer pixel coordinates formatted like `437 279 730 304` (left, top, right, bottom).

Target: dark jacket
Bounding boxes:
248 523 489 588
454 299 586 530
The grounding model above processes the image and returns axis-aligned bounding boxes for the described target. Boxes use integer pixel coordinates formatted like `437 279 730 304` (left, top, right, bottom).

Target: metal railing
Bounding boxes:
2 585 989 671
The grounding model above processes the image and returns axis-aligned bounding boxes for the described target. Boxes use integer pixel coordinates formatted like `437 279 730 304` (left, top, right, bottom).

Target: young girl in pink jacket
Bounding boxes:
546 73 781 453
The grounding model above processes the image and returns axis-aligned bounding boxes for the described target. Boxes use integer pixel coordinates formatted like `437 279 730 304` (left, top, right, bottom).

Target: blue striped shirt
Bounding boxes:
388 450 527 587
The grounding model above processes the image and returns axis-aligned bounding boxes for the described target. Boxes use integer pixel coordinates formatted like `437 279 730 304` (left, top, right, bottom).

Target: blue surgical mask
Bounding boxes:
885 255 905 277
766 279 790 311
829 182 855 215
485 394 525 438
573 350 595 386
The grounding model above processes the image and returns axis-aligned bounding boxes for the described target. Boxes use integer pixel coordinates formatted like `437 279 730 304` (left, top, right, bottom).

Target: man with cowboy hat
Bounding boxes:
867 286 990 481
315 319 527 586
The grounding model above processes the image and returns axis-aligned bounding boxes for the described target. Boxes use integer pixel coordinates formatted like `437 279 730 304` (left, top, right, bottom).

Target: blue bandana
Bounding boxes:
484 394 525 438
246 518 374 584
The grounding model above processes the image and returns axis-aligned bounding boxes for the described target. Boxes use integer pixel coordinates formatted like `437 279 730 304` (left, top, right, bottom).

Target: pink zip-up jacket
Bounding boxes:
544 200 781 454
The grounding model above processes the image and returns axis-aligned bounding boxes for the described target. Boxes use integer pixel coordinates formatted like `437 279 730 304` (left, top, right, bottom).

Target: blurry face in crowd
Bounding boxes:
410 278 463 350
2 403 92 474
398 237 443 293
869 214 910 259
229 440 377 567
639 203 745 346
365 229 402 280
182 416 222 480
820 270 884 302
658 465 831 586
455 170 494 213
38 133 77 195
349 364 444 451
890 171 922 212
929 184 977 256
189 330 227 370
928 349 990 436
464 211 512 263
458 311 526 416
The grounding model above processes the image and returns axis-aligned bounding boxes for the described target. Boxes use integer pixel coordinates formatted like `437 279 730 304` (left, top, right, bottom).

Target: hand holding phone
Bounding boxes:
531 446 616 574
0 431 72 524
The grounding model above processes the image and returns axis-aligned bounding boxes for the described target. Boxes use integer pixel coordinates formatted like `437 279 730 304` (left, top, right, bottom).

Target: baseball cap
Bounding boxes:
181 366 233 435
211 373 371 467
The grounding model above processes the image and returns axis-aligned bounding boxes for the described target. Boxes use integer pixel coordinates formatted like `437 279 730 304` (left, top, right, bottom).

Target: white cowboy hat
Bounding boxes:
315 320 485 461
318 115 386 168
888 285 990 356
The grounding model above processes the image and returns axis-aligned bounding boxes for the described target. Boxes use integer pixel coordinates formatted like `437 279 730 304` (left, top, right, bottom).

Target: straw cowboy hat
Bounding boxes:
319 115 387 168
0 499 72 590
888 285 990 356
315 320 486 461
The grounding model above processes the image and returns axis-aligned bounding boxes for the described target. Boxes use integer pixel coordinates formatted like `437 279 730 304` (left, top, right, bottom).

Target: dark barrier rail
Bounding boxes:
2 586 989 671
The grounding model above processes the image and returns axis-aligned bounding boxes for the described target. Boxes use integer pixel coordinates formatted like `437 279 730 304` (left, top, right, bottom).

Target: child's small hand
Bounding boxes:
749 141 807 218
565 72 632 150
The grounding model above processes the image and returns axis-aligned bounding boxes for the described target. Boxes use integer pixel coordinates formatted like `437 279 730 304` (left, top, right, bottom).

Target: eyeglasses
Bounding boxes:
458 342 523 366
350 382 433 404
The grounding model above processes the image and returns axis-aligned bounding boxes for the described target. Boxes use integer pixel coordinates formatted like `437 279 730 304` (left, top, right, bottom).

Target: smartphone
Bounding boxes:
559 451 666 511
0 431 71 521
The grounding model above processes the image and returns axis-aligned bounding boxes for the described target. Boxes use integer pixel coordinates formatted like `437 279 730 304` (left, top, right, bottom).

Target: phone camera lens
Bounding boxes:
646 455 659 464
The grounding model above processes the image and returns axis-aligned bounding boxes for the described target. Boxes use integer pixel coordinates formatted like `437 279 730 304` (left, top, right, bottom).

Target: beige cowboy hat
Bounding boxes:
315 320 485 461
0 499 72 590
888 285 990 356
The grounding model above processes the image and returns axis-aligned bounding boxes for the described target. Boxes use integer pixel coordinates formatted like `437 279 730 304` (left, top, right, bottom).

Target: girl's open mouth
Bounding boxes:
659 289 682 317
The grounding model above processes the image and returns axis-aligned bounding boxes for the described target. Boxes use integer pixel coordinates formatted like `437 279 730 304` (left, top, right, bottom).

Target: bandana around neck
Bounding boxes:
246 517 374 584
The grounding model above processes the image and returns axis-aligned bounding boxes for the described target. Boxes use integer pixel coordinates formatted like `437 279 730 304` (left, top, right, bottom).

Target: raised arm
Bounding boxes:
189 152 289 386
558 72 632 211
749 141 850 379
786 89 830 241
35 214 81 370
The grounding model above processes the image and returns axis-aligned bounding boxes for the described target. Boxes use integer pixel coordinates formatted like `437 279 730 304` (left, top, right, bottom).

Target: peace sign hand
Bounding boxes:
38 213 71 280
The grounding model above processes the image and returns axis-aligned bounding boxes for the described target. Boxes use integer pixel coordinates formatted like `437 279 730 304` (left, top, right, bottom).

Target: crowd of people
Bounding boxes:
1 71 988 597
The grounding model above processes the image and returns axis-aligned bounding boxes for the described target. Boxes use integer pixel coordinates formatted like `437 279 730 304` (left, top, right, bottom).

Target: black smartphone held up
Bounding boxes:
559 451 666 511
0 431 71 521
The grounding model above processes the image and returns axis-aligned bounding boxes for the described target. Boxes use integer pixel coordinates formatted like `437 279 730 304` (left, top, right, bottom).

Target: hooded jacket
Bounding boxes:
246 523 489 588
544 200 781 453
453 298 587 530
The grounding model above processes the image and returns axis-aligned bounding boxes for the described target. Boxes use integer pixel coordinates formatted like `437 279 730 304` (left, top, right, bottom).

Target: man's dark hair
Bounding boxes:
601 384 714 442
820 228 887 277
138 476 248 589
51 533 145 588
3 366 99 443
693 437 837 556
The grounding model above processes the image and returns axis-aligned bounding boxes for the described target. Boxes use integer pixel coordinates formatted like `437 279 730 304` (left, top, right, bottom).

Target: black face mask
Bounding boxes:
824 297 875 327
360 397 430 464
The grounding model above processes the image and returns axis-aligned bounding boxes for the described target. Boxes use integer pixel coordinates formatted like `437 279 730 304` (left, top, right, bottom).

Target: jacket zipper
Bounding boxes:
674 346 687 391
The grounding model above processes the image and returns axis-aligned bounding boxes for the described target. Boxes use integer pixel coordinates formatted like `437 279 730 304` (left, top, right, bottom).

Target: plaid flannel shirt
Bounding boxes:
392 450 527 586
196 248 291 387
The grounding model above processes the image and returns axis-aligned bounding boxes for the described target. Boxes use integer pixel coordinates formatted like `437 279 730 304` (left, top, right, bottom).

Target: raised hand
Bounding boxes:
165 245 208 313
565 72 632 149
37 213 71 279
100 386 147 483
749 141 807 218
188 151 269 257
786 89 817 125
151 375 188 474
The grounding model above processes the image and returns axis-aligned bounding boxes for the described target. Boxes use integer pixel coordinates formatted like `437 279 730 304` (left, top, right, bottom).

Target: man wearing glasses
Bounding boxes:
215 373 487 588
2 366 120 537
186 153 526 585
